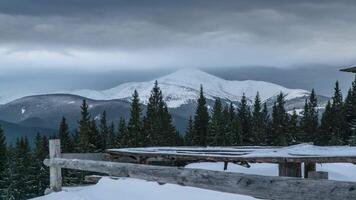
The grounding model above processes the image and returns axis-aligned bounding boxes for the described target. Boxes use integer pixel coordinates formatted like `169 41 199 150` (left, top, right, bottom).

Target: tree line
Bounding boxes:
1 77 356 199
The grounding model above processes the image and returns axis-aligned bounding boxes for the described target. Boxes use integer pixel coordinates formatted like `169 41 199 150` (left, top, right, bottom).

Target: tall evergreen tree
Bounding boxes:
34 133 49 196
143 81 162 146
99 111 109 150
251 93 265 145
117 117 129 147
300 89 319 143
238 94 252 145
0 126 7 196
58 117 73 153
193 85 210 146
142 81 177 146
208 98 224 146
330 81 348 144
319 101 335 145
106 122 116 148
269 92 289 146
289 108 299 144
77 100 91 152
345 76 356 144
127 90 143 147
89 119 102 152
184 116 195 146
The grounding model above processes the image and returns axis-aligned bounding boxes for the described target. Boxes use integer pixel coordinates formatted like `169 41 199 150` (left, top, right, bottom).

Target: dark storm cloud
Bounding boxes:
0 0 356 70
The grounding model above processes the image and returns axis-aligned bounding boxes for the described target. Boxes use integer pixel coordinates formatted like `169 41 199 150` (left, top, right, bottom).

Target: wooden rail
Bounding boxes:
45 140 356 200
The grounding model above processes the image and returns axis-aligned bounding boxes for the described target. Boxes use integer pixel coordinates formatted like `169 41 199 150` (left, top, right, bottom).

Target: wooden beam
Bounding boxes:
44 158 356 200
49 140 62 192
108 151 356 164
62 153 108 161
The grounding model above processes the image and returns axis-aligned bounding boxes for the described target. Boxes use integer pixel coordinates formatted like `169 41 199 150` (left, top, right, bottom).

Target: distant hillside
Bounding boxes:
0 119 56 145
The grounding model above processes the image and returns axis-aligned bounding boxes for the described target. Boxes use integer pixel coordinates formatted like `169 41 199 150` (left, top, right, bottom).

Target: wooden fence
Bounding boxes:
44 139 356 200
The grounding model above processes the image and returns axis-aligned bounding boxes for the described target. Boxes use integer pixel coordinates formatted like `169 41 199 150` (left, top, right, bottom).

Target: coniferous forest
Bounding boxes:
1 77 356 199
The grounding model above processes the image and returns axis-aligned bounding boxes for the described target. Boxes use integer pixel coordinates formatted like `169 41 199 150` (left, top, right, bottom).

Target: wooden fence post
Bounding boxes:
49 139 62 192
279 162 302 177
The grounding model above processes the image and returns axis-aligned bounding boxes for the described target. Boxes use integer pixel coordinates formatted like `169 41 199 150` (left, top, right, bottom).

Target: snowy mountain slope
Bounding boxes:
70 69 310 108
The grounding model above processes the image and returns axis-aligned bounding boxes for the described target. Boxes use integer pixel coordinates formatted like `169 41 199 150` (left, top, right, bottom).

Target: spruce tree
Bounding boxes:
208 98 224 146
142 81 177 146
143 81 162 146
330 81 348 144
106 122 116 148
345 76 356 144
117 117 129 147
77 100 91 152
184 116 195 146
238 94 252 145
319 101 334 145
99 111 109 150
251 93 265 145
300 89 319 143
159 103 177 146
89 119 102 152
269 92 289 146
58 117 73 153
193 85 210 146
127 90 143 147
34 133 49 196
289 108 299 144
0 126 7 196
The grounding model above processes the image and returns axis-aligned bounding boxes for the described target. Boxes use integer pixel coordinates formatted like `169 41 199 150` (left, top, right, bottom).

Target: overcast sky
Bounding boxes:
0 0 355 98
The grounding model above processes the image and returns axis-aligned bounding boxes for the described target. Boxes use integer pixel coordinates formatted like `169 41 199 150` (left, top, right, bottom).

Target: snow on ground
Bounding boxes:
33 177 259 200
33 161 356 200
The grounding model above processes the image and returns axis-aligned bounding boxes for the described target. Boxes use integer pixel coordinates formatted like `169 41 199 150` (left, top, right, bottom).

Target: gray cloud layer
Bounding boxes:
0 0 356 70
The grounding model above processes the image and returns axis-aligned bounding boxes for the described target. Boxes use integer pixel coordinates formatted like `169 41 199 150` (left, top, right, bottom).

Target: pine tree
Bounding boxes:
142 81 177 146
12 137 38 199
77 100 91 152
193 85 210 146
345 76 356 144
238 94 252 145
89 119 102 152
269 92 289 146
251 93 265 145
58 117 73 153
34 133 49 196
159 103 177 146
300 89 319 143
0 126 7 196
99 111 109 150
184 116 195 146
289 108 299 144
127 90 143 147
330 81 348 144
261 102 270 145
106 122 116 148
117 117 129 147
319 101 334 145
208 98 224 146
143 81 162 146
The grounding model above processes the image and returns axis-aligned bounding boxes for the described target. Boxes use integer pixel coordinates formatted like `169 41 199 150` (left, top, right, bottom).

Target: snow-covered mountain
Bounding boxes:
70 69 310 108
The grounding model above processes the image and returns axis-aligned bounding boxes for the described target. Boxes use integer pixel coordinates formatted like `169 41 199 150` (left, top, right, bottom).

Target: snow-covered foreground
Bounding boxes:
33 162 356 200
33 177 258 200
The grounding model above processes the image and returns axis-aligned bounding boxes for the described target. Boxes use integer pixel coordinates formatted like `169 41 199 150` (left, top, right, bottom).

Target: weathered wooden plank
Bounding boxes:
44 158 356 200
108 150 356 164
62 153 109 161
49 140 62 192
